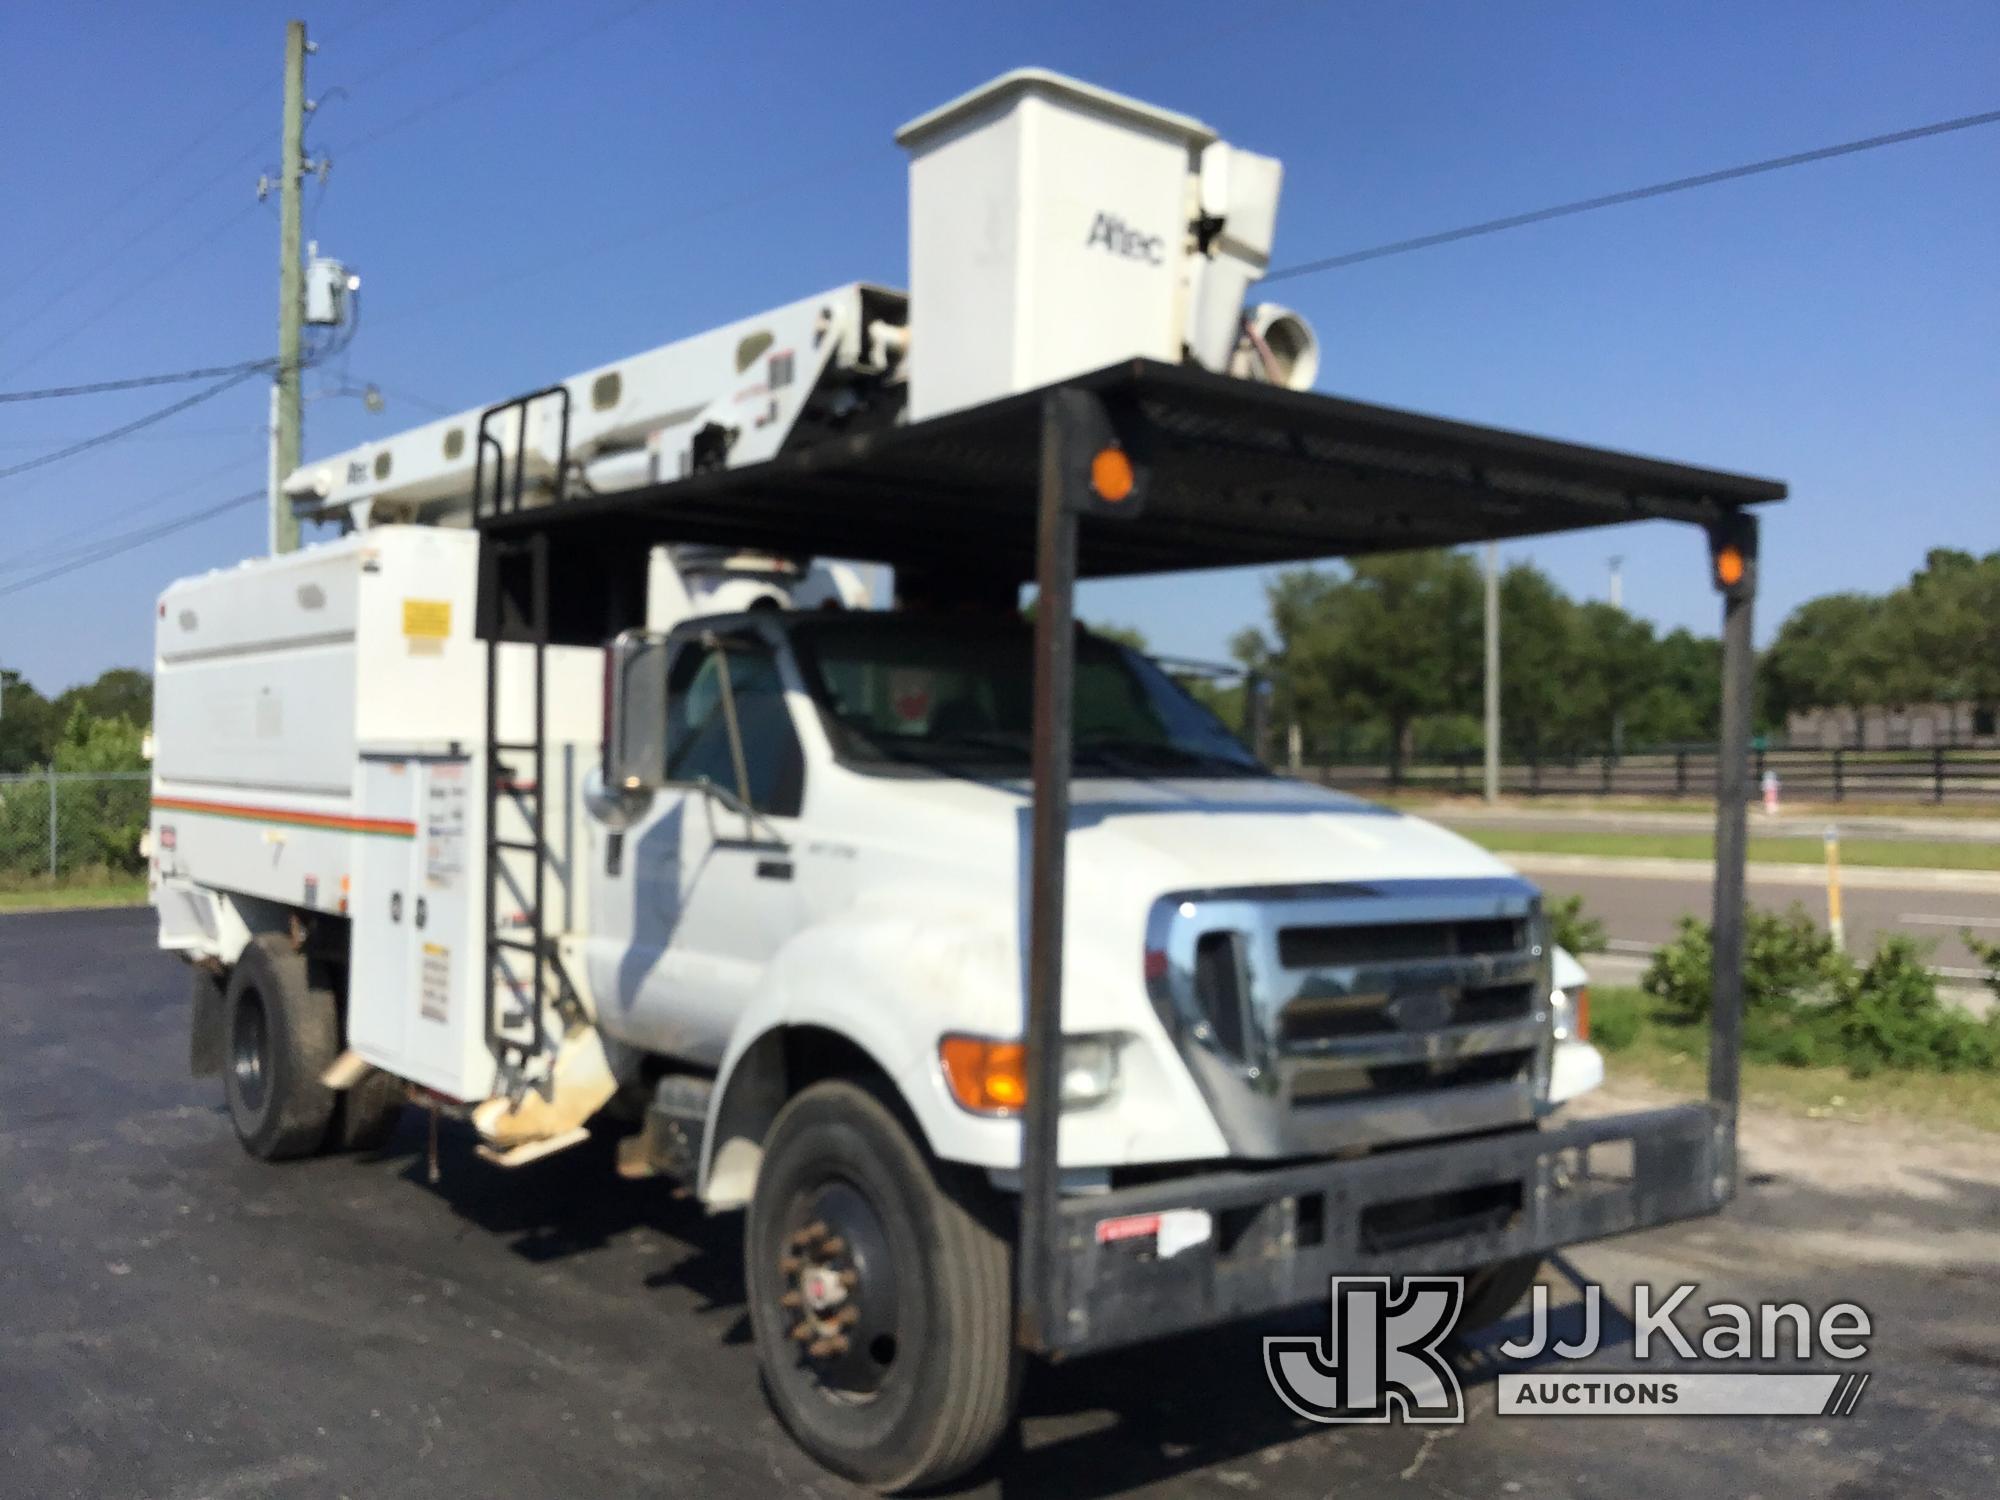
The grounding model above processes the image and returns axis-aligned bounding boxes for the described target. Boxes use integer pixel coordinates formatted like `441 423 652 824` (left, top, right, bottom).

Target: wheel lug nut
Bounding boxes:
808 1335 848 1359
790 1322 815 1343
839 1268 859 1288
779 1291 802 1309
834 1305 860 1328
778 1254 801 1275
820 1236 846 1256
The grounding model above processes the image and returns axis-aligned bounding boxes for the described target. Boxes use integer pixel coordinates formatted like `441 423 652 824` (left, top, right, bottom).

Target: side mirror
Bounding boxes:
599 629 671 807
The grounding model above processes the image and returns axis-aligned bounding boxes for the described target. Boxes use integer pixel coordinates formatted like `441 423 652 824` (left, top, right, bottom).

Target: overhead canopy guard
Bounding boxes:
475 357 1783 645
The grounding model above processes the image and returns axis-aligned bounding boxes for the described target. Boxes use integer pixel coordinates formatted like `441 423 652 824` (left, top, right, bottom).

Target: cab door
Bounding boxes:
588 627 805 1063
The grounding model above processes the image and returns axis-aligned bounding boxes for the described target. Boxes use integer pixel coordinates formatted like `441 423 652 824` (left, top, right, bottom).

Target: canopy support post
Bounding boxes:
1706 512 1758 1192
1017 390 1083 1350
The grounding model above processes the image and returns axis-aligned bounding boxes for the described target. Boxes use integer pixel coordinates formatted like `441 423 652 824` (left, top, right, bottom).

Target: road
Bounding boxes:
1520 860 2000 977
1419 804 2000 845
3 908 1997 1499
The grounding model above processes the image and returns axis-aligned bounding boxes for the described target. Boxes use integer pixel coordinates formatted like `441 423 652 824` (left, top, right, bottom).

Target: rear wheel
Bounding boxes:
222 934 339 1161
326 1068 405 1152
746 1080 1018 1493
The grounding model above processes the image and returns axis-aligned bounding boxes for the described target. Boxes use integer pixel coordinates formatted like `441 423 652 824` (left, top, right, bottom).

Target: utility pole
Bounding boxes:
271 19 308 555
1608 554 1624 610
1483 540 1500 804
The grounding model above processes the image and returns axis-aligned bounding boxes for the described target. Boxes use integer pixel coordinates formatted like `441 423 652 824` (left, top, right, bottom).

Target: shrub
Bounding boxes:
1822 937 2000 1075
1641 904 1837 1022
1548 894 1606 954
1639 909 2000 1078
1970 934 2000 1003
1586 988 1644 1052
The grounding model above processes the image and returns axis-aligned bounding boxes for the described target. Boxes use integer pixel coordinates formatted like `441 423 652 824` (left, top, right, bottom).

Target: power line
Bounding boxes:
336 0 529 96
0 114 265 318
0 453 263 577
0 367 265 483
338 0 662 158
0 360 275 404
0 142 268 353
1266 106 2000 283
0 200 265 386
0 489 264 601
0 295 359 487
0 426 263 452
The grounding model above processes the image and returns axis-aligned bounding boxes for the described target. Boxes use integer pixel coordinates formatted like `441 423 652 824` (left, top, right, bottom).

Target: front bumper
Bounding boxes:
1027 1102 1731 1357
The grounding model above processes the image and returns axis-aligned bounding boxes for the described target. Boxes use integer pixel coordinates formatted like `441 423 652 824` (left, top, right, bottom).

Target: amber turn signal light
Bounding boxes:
1090 445 1135 503
939 1036 1027 1114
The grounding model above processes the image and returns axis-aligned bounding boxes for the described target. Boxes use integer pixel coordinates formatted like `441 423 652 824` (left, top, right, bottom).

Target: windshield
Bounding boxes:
789 615 1265 778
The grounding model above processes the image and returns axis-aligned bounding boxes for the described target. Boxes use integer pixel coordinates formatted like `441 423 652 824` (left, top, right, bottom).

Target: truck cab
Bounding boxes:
585 607 1602 1204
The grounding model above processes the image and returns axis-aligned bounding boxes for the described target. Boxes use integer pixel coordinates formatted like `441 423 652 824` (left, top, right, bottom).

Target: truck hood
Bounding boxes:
841 771 1518 892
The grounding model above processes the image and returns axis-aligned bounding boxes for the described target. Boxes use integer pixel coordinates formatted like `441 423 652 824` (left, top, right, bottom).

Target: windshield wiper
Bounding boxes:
1074 735 1266 778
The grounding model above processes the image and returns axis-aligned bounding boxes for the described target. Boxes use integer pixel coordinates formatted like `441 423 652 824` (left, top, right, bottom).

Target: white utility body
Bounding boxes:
149 70 1630 1493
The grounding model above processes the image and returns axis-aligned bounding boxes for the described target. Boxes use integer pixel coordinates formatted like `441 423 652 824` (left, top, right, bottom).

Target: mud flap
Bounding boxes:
189 964 227 1078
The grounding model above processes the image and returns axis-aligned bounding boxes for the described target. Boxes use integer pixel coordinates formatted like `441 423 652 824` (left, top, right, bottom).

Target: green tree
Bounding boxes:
49 704 148 874
54 667 151 730
0 671 57 773
1248 551 1482 774
1761 593 1880 726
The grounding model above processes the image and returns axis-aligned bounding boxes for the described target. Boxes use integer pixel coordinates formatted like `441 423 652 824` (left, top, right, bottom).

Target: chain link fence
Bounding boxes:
0 771 150 886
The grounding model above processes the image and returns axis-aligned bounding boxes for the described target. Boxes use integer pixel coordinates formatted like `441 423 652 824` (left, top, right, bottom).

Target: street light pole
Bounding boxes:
1483 540 1500 804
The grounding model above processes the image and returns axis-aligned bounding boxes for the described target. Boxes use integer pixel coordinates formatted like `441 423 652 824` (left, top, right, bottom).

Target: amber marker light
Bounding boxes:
1090 445 1135 503
1714 544 1745 588
939 1036 1028 1114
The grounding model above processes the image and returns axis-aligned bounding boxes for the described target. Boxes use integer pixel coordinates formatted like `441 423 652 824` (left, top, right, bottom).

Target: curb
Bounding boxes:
1501 851 2000 895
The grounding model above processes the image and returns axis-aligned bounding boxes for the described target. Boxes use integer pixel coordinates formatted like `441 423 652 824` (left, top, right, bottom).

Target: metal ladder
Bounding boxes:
472 386 579 1084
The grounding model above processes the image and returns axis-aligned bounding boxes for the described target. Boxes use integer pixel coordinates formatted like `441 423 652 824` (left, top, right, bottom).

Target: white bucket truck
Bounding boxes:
151 71 1778 1490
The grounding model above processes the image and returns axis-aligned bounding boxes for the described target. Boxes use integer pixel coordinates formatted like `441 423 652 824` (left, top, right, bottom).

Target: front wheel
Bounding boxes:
746 1080 1019 1493
1453 1254 1543 1336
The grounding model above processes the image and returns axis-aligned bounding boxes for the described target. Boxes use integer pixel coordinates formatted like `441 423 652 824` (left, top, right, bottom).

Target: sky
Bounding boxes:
1 0 1995 693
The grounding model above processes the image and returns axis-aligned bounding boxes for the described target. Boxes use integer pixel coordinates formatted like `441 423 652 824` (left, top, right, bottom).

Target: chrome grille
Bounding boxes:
1145 878 1551 1158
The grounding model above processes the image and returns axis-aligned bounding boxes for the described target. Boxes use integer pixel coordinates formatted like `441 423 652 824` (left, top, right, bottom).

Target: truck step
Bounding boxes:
474 1126 592 1169
616 1075 714 1184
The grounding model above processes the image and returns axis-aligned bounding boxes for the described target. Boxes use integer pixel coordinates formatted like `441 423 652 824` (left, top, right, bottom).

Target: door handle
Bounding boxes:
755 859 794 882
390 892 402 923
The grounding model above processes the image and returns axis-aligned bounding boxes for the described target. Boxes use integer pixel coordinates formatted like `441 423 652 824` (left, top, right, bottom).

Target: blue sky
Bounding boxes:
2 0 1995 692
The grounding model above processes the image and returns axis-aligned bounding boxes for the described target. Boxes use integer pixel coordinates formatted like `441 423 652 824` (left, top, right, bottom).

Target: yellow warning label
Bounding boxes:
403 599 452 639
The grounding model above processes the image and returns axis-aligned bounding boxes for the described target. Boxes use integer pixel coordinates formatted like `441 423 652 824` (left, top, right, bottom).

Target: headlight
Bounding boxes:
938 1034 1121 1115
1551 985 1591 1043
1057 1036 1119 1107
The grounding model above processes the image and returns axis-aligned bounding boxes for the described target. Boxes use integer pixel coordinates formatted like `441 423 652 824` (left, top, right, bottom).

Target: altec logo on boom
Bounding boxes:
1266 1278 1874 1422
1084 211 1165 265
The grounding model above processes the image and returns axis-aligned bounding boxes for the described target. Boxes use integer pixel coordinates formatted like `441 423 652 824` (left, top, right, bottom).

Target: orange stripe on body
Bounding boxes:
151 795 416 838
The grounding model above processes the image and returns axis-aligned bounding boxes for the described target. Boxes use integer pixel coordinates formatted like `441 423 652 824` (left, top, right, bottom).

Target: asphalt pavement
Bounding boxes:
1417 804 2000 844
1519 860 2000 977
3 908 1996 1499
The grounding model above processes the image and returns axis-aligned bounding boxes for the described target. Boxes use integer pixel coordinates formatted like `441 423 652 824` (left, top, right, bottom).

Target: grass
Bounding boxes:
1454 826 2000 872
1591 985 2000 1133
0 876 148 913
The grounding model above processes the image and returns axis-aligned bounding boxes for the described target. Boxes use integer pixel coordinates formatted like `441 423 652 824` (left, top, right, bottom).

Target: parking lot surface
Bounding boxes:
3 907 1995 1498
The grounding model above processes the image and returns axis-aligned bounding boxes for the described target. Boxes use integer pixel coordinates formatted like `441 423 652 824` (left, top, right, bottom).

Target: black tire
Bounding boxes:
221 933 339 1161
746 1080 1019 1493
326 1068 405 1153
1453 1254 1543 1335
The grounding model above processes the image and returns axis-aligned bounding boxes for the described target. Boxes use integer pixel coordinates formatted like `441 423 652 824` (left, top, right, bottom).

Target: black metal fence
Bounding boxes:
1312 745 2000 804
